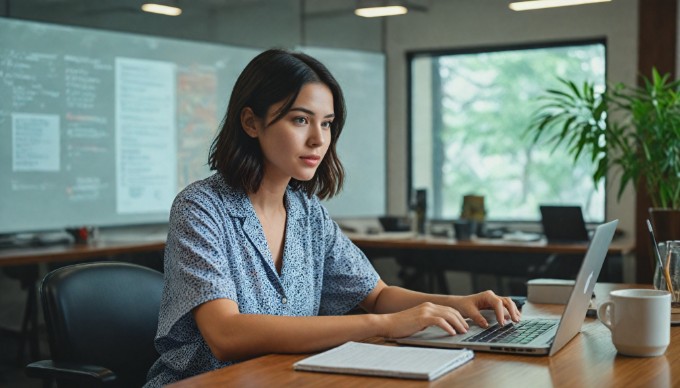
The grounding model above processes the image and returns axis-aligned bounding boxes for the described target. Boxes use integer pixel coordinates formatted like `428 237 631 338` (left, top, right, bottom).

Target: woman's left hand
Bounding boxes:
452 290 521 328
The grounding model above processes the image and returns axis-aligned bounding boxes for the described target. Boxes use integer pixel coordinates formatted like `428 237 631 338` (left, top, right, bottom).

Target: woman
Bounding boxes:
145 48 520 386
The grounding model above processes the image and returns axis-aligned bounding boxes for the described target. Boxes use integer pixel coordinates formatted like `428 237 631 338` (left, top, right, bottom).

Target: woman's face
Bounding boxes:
248 82 334 185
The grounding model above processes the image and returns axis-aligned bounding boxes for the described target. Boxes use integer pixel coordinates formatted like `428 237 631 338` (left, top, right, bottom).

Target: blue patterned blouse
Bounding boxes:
145 173 380 387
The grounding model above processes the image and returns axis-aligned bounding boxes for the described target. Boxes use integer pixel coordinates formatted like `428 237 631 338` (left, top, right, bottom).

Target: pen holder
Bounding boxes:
653 240 680 313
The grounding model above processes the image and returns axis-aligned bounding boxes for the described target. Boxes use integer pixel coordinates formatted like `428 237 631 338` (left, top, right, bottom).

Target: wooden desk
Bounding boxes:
0 232 634 268
0 239 166 267
348 233 634 255
168 284 678 388
0 232 635 299
349 234 636 293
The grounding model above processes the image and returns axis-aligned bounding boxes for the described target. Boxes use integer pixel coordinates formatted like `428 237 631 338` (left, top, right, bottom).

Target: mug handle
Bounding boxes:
597 301 614 331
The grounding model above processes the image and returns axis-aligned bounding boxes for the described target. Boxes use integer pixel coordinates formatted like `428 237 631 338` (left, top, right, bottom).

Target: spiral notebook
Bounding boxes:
293 341 474 381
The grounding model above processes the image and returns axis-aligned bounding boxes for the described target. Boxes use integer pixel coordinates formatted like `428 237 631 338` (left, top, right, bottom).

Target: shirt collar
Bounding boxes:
217 174 306 225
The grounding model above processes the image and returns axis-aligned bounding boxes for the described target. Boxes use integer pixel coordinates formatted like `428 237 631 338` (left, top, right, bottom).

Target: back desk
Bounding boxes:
166 283 678 388
349 233 635 293
0 239 166 267
349 233 632 254
0 234 634 284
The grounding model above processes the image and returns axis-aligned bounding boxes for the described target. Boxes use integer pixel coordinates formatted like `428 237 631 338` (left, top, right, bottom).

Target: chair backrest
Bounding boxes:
40 261 163 387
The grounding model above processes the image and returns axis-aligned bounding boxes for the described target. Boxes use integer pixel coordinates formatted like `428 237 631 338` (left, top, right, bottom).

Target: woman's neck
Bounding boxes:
248 178 288 216
248 178 288 273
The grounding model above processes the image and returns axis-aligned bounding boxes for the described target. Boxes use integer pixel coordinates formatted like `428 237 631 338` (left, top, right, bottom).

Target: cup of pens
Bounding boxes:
652 240 680 313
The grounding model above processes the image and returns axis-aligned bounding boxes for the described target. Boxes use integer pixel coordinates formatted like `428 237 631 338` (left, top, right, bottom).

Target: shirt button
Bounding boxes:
282 297 288 304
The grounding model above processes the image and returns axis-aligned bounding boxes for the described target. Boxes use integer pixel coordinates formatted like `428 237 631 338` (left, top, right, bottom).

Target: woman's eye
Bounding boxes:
293 117 308 125
321 121 333 129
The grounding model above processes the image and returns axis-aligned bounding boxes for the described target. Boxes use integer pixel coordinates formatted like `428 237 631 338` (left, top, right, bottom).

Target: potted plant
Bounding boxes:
526 68 680 242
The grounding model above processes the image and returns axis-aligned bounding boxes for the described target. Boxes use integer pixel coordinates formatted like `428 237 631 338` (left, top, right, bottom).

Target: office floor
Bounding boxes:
0 328 45 388
0 266 43 388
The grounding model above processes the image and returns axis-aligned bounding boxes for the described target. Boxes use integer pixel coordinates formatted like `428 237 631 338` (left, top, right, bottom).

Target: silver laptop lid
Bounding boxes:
548 219 618 356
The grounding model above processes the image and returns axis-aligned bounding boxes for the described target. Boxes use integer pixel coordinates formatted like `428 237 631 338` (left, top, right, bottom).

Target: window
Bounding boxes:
409 41 606 223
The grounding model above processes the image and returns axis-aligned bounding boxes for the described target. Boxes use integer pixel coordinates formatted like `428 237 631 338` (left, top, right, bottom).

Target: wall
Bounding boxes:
383 0 639 240
0 0 643 238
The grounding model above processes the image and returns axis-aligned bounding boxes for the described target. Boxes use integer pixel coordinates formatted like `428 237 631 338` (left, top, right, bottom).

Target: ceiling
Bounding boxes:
4 0 362 17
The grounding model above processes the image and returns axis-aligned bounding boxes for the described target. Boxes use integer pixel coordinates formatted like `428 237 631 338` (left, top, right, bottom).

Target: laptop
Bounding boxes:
539 205 590 243
396 219 618 356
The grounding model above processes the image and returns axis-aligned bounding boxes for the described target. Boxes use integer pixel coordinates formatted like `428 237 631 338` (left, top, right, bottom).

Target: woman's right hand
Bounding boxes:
377 302 469 339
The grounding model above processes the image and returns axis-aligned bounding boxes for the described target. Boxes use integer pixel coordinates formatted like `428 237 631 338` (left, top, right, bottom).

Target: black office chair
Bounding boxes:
25 262 163 387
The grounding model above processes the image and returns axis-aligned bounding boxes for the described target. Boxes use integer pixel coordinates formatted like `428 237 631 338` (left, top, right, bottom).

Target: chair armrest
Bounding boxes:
26 360 117 384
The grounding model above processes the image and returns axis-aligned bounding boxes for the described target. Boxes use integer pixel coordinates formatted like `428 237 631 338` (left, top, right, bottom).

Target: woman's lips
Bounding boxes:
300 155 321 167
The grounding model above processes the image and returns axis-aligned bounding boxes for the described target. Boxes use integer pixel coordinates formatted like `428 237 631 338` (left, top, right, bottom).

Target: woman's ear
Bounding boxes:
240 107 259 138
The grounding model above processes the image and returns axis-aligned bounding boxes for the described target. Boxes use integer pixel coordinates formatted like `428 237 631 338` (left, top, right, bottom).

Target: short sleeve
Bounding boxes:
318 206 380 316
157 190 238 340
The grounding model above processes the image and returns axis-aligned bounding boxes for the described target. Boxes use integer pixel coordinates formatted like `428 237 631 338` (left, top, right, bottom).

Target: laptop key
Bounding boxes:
467 319 557 344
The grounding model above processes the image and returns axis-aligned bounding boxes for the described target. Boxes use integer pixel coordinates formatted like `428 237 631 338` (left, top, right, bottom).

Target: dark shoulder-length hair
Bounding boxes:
208 48 346 200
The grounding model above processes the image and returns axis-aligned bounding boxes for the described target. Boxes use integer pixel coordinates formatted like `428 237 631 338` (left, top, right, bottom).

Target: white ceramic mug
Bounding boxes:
597 289 671 357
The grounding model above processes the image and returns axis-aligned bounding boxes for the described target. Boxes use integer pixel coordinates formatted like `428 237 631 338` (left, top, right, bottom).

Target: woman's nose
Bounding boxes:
307 124 326 147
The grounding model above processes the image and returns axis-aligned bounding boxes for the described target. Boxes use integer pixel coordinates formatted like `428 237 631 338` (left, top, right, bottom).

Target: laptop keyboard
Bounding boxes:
464 319 558 345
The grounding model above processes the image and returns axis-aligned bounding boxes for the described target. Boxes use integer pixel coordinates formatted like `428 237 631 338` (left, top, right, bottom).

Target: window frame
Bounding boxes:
406 38 608 224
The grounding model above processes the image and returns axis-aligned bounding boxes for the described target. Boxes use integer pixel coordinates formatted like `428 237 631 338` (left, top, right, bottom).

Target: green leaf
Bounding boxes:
527 71 680 209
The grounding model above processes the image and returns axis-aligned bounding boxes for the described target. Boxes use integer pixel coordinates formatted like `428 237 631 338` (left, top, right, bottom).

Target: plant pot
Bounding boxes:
649 208 680 242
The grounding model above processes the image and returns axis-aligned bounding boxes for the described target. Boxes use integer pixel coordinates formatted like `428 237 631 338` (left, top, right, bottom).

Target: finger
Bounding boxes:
474 291 504 325
443 313 469 334
466 310 489 328
435 304 469 330
431 317 457 336
511 304 521 321
435 307 468 334
491 297 507 326
455 308 469 330
503 297 521 322
501 298 518 322
417 304 467 336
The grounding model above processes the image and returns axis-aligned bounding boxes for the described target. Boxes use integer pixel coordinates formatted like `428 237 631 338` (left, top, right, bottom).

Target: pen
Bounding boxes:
664 241 675 295
646 219 673 293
